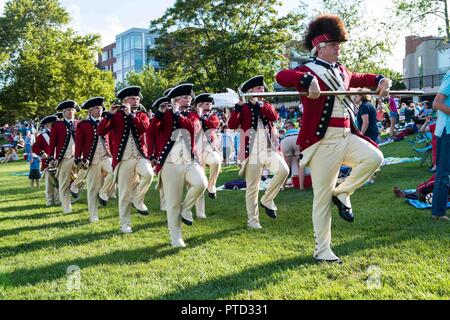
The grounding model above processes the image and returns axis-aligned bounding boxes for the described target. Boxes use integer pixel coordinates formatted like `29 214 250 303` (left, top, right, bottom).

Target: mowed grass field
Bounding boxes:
0 135 449 300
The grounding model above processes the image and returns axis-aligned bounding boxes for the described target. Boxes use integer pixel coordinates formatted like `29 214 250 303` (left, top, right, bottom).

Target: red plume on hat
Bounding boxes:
303 14 349 52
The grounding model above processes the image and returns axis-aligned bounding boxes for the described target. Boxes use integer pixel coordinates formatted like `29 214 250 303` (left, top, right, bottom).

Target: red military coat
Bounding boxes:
228 100 279 160
48 120 77 163
75 118 111 165
32 130 51 170
147 109 201 174
276 60 383 153
98 109 149 169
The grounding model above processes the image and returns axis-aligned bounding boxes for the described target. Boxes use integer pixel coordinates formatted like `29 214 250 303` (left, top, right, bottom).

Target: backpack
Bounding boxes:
224 179 247 190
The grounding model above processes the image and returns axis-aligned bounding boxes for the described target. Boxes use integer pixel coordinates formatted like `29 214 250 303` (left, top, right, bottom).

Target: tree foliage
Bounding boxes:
0 0 115 123
122 65 185 109
315 0 397 73
149 0 306 93
394 0 449 40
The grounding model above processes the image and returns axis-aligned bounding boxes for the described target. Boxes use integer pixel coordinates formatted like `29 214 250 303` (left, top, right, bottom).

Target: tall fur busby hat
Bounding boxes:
303 14 349 53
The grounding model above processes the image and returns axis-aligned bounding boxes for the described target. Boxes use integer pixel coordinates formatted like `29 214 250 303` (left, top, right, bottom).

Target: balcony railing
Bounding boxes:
403 73 445 90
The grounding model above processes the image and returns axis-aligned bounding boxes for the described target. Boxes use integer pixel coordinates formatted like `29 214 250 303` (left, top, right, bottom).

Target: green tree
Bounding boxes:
394 0 449 41
0 0 115 123
149 0 306 93
316 0 396 73
122 65 185 109
364 67 406 90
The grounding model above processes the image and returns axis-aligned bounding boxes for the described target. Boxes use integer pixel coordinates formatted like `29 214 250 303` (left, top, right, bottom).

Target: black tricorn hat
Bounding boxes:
167 83 194 99
163 88 172 96
81 97 105 110
55 100 80 112
194 93 214 104
304 14 349 51
116 86 143 100
40 115 58 126
54 112 64 119
240 75 266 93
152 96 171 109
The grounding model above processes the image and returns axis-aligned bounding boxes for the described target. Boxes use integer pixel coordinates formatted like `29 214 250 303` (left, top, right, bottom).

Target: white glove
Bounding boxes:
376 78 392 97
307 77 321 99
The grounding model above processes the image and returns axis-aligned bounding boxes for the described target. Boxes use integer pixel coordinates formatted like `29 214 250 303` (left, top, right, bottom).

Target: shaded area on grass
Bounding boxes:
2 227 243 288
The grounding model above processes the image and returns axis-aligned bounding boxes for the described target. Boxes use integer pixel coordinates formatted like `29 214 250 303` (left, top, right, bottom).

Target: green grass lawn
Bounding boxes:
0 135 449 300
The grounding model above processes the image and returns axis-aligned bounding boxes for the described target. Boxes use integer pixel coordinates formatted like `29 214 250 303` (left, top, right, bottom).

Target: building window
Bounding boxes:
124 53 131 68
438 48 450 74
112 47 116 58
129 51 135 67
135 51 143 71
133 35 143 49
116 55 122 70
123 36 130 52
102 51 108 62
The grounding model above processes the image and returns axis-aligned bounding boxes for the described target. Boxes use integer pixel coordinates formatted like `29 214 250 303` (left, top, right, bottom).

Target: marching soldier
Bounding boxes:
98 86 154 234
74 97 115 223
193 93 222 219
48 100 80 214
32 115 59 206
148 84 207 247
276 14 391 263
228 76 289 229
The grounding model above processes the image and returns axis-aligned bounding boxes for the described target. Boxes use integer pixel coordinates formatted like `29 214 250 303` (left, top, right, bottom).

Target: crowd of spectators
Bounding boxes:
1 120 38 163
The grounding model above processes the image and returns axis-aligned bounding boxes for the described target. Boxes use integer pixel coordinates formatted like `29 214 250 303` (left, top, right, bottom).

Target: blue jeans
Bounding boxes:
431 129 450 216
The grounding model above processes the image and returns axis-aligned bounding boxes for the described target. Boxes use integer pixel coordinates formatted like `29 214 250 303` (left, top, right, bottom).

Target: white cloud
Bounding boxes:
64 3 124 47
85 15 125 46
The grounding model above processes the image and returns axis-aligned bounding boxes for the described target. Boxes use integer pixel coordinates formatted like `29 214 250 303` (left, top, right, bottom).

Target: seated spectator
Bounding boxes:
1 147 18 163
375 98 390 130
0 146 6 160
392 123 419 141
414 101 433 126
376 101 386 123
398 102 407 116
13 132 24 149
288 107 298 121
404 103 416 124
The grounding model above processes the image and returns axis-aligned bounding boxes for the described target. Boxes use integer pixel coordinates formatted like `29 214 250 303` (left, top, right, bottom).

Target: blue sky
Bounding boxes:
0 0 444 72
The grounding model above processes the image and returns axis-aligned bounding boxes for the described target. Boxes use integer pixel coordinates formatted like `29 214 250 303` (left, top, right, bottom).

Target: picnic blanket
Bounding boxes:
378 138 394 147
406 199 450 209
217 177 273 191
397 188 450 209
381 157 421 166
8 172 29 176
